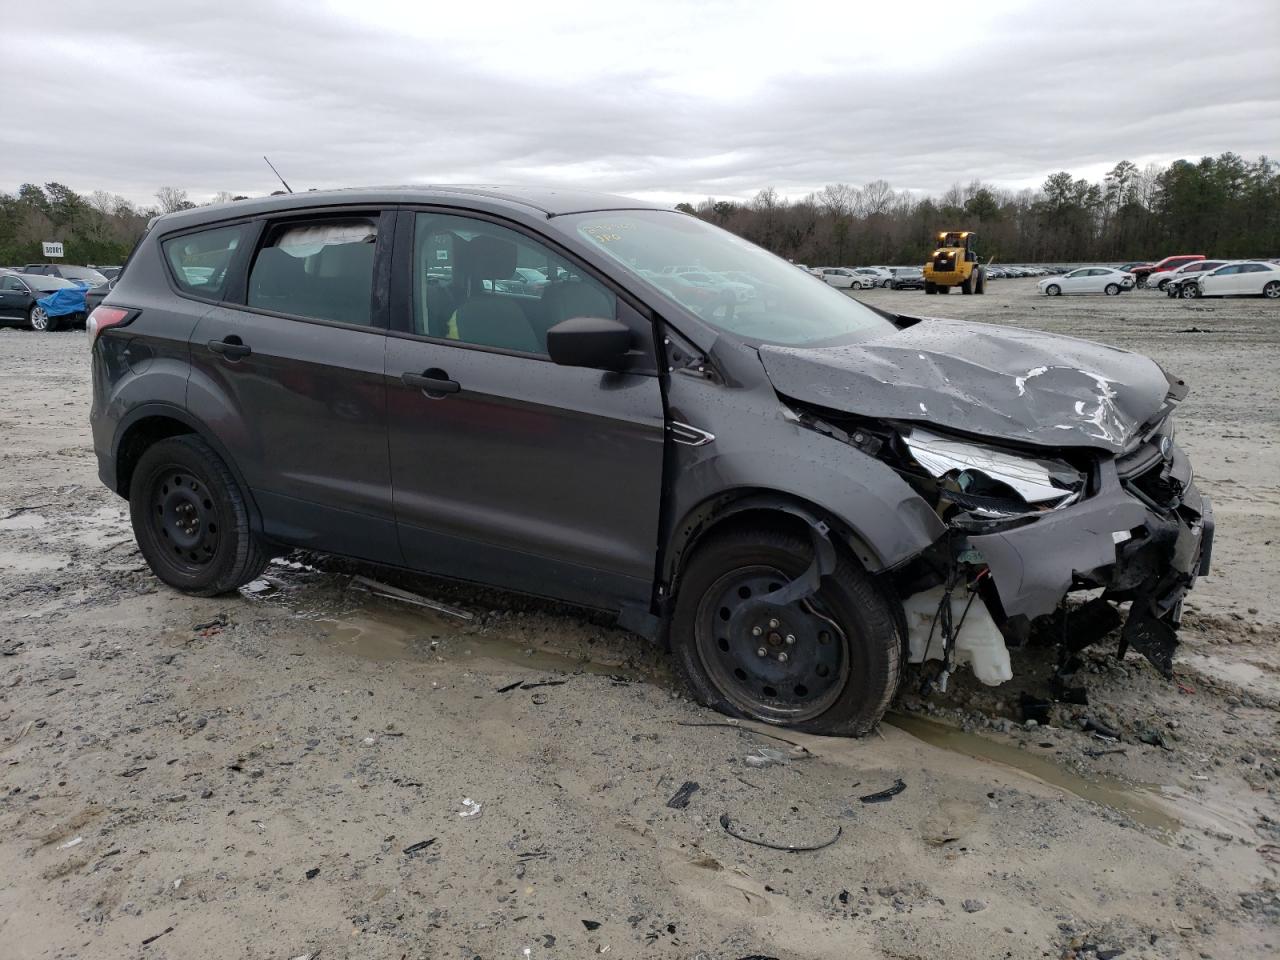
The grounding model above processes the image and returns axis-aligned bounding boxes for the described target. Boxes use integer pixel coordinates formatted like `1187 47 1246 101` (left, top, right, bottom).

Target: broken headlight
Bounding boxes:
903 428 1085 520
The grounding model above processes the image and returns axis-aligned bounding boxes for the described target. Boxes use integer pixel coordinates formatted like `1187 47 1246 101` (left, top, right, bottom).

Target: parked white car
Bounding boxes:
1194 261 1280 299
1038 267 1135 296
854 266 895 288
817 268 860 289
1147 259 1227 291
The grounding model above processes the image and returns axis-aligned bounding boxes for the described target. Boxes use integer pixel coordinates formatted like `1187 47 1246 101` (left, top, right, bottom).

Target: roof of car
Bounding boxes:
152 185 672 231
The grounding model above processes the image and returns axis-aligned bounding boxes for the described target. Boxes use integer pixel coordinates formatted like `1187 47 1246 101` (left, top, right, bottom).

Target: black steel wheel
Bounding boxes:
129 435 269 595
670 525 901 736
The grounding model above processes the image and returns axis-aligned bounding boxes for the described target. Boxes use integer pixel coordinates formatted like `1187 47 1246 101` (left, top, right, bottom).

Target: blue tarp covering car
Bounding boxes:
36 286 88 318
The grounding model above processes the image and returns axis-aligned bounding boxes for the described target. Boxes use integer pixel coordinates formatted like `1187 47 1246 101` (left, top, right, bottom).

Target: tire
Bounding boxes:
1157 280 1169 292
669 526 901 736
924 282 936 294
960 275 973 295
1264 281 1280 299
975 269 986 294
128 434 269 596
936 285 949 294
881 278 892 288
1136 276 1148 288
29 305 58 332
1180 284 1200 299
1105 283 1120 296
1045 284 1061 297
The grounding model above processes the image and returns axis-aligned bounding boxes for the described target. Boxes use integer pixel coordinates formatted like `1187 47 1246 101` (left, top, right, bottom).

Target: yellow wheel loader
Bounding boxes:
923 231 985 295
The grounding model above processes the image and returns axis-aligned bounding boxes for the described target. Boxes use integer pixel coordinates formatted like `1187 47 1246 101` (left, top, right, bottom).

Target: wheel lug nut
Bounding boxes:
751 626 763 637
768 618 780 629
785 634 796 645
777 652 789 663
756 646 768 657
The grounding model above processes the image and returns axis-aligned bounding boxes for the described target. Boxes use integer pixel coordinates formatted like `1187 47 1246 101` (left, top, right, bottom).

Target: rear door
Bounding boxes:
384 208 666 610
186 209 400 563
0 275 31 320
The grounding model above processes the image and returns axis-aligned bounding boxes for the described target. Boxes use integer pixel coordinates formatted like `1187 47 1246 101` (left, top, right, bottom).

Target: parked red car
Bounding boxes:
1132 254 1204 287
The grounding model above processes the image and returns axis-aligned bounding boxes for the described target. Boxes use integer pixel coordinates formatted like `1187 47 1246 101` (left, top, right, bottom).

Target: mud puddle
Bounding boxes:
886 713 1183 836
1178 652 1277 700
242 561 663 683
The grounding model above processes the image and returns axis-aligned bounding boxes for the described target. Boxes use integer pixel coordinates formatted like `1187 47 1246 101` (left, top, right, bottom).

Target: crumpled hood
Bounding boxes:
759 318 1175 453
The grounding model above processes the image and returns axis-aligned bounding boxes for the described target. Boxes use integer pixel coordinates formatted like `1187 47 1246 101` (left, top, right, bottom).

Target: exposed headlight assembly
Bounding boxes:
903 428 1084 519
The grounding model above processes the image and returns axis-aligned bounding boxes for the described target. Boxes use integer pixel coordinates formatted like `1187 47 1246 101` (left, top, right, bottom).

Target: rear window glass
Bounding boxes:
247 218 378 326
163 225 246 299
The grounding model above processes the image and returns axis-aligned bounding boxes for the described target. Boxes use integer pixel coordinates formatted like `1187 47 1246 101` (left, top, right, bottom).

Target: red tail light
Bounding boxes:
87 306 135 341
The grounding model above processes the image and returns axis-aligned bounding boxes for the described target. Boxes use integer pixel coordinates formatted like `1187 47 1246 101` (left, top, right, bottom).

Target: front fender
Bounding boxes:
661 368 945 579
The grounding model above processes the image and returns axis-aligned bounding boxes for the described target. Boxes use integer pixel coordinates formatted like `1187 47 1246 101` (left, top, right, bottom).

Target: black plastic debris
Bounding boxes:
192 614 228 631
1019 694 1053 726
496 680 524 693
719 813 842 852
666 781 700 809
142 926 175 947
582 919 602 931
305 867 320 880
1080 717 1122 740
838 889 850 904
859 779 906 804
403 838 437 857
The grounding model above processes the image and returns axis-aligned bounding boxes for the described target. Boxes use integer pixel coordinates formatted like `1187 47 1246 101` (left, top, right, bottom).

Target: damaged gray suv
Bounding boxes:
89 187 1212 735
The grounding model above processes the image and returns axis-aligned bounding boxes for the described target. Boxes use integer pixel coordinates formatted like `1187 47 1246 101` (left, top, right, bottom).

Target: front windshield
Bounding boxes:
562 209 896 347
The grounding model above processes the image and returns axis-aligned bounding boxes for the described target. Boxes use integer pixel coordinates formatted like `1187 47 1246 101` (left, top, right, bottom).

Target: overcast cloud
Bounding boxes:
5 0 1278 206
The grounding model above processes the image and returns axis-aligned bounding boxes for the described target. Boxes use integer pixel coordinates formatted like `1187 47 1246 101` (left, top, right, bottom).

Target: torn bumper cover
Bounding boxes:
968 445 1212 677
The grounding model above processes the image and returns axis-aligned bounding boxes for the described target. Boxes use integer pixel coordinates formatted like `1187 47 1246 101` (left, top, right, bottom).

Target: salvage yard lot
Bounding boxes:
1 278 1277 959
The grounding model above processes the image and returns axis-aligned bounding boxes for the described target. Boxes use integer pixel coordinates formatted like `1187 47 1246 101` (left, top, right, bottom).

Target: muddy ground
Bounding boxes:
1 278 1277 960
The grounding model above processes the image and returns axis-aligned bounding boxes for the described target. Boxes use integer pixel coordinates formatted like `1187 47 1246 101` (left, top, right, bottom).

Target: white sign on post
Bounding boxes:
42 241 65 258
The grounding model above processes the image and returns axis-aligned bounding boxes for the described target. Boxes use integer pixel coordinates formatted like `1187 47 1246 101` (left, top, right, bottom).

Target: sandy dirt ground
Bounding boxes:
1 278 1277 960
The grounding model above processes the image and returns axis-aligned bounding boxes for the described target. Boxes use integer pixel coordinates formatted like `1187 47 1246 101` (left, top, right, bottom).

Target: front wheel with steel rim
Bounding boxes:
28 305 57 332
1264 281 1280 299
669 526 901 736
129 434 269 596
1181 283 1200 299
1045 284 1061 297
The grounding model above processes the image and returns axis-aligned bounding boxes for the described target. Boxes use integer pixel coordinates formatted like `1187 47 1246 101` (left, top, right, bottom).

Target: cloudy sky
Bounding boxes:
7 0 1278 206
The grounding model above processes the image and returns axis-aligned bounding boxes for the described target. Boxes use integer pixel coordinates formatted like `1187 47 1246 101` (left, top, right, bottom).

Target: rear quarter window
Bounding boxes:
162 224 247 300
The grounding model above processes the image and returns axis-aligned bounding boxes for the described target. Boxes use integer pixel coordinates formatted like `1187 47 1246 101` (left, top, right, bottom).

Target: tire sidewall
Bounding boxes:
1046 284 1060 296
29 306 51 331
670 530 900 736
1105 283 1119 296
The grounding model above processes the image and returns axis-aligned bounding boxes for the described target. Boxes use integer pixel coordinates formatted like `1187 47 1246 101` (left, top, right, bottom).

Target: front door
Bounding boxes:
185 211 400 562
384 210 666 610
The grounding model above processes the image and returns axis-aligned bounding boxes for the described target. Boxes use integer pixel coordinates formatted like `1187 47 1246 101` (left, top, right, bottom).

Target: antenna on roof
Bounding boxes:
263 156 293 194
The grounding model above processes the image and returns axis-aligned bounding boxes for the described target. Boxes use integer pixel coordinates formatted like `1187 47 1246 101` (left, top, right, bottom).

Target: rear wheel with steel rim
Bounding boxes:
670 525 901 736
129 434 269 595
1264 280 1280 299
28 305 57 332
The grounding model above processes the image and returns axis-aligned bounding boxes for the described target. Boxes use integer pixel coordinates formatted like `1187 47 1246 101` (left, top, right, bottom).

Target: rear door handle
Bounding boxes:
401 369 460 396
207 337 251 360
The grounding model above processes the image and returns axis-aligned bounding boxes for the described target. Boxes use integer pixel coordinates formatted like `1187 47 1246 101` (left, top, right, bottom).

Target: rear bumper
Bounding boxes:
966 447 1211 676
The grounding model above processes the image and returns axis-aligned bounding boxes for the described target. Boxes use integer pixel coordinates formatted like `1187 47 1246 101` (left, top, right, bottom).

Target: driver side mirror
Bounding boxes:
546 316 632 371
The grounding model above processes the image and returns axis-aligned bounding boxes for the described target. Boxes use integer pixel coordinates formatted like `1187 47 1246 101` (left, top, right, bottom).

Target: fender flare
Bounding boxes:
111 402 265 535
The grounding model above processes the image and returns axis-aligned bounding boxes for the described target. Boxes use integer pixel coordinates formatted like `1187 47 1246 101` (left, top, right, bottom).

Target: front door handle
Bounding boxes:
207 336 251 361
401 369 460 396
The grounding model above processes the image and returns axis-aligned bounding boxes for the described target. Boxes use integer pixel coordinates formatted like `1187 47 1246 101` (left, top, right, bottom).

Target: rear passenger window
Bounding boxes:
163 225 245 300
411 212 614 355
248 218 378 326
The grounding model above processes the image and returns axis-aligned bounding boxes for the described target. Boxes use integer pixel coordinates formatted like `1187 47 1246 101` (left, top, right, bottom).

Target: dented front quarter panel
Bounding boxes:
660 342 946 577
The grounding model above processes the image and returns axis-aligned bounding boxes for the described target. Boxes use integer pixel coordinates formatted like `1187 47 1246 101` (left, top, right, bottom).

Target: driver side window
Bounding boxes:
411 213 615 356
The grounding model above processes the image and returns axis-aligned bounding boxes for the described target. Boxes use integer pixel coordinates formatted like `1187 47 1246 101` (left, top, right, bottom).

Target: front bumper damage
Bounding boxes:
968 448 1212 677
